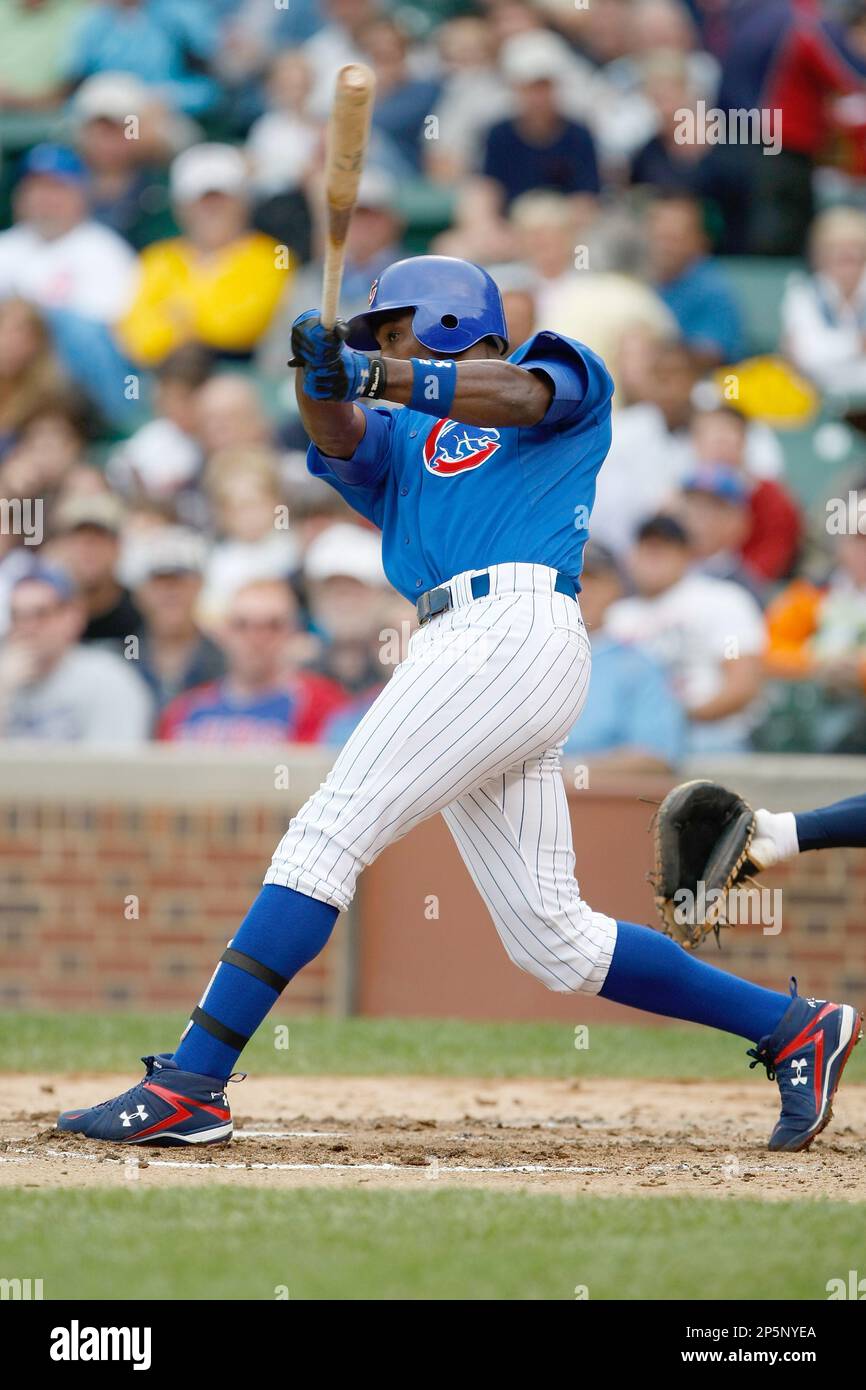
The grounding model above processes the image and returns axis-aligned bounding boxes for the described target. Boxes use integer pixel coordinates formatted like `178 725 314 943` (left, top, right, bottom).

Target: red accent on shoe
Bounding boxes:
128 1080 230 1140
773 1001 836 1108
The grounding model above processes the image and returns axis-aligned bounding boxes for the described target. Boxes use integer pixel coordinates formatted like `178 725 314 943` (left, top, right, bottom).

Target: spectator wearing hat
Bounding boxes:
118 143 293 367
158 577 346 745
678 466 765 603
303 522 392 697
0 142 140 423
0 565 152 743
124 526 225 715
562 543 685 771
51 492 143 651
0 143 137 323
688 406 801 584
607 514 766 754
72 71 182 251
63 0 221 117
480 31 601 210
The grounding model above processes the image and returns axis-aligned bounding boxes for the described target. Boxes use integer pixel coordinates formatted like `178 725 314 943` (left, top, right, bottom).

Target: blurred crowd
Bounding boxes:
4 0 866 766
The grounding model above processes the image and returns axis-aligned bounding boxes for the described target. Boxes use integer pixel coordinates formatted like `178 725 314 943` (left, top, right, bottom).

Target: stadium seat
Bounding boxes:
778 411 864 510
718 256 804 356
395 179 456 254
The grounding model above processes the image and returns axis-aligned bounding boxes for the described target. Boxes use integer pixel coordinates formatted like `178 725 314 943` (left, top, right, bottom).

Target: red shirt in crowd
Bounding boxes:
157 672 347 745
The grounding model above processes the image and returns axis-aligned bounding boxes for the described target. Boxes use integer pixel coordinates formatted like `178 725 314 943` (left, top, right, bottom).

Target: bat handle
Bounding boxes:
321 218 352 331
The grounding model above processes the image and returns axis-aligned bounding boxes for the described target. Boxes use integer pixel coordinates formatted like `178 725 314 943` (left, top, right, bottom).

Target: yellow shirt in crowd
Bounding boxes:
119 233 291 365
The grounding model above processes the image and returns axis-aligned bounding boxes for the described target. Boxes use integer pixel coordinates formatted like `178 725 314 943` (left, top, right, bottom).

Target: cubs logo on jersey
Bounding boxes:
423 419 501 477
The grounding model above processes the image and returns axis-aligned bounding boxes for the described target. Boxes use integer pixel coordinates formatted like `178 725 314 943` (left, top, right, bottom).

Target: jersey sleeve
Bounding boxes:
510 331 614 429
306 404 394 528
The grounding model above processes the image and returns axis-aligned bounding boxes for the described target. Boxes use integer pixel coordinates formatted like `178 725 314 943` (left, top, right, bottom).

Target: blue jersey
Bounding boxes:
306 331 614 602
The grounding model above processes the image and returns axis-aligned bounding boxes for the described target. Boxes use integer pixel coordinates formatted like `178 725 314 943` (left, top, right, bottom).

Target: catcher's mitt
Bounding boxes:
651 779 757 949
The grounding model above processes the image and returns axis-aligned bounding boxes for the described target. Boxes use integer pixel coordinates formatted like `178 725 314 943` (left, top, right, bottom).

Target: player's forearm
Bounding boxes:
381 358 552 427
295 370 366 458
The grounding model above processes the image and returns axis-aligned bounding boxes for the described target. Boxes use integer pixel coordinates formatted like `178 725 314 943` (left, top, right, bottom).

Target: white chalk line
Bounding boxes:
0 1146 606 1175
0 1144 812 1179
238 1129 348 1139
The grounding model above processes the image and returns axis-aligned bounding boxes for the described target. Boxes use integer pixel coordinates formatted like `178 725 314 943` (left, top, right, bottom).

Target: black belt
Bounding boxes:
416 570 577 626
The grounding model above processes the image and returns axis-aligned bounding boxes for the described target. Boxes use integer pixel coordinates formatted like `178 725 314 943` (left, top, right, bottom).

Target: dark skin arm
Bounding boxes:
295 311 553 459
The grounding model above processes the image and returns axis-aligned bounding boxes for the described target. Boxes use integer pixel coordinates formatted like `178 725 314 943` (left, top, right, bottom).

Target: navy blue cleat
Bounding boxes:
57 1055 236 1146
748 982 863 1152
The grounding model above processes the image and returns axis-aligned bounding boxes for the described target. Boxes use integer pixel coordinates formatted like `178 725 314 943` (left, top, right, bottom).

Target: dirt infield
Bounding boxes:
2 1072 865 1199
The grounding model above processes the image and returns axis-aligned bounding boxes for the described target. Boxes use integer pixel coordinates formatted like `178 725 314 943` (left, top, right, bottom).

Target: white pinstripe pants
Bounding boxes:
265 563 618 995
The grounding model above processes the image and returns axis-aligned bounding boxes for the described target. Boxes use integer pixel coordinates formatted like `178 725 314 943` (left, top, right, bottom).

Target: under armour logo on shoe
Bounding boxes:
119 1105 149 1127
210 1092 226 1101
790 1058 808 1086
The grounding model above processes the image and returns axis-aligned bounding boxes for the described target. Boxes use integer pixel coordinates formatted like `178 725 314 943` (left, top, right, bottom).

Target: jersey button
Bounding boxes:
415 579 423 588
404 536 411 545
409 430 417 438
400 487 408 496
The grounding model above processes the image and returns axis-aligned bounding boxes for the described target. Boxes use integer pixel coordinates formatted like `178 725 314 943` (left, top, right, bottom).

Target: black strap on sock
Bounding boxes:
190 1006 248 1052
187 948 289 1052
219 946 289 994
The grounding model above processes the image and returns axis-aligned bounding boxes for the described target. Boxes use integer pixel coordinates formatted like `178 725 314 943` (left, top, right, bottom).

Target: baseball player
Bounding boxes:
59 256 861 1153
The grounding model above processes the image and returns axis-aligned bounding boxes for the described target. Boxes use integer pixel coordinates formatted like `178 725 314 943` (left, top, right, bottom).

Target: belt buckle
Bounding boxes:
417 586 452 625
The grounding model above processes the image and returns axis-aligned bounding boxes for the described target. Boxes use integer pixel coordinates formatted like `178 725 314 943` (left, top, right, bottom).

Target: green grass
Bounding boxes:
0 1189 856 1300
4 1011 865 1081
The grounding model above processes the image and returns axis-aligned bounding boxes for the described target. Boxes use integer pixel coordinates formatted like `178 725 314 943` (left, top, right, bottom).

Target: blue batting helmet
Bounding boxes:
346 255 508 356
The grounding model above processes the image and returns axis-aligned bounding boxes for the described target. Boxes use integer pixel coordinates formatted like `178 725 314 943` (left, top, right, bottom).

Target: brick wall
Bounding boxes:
0 747 351 1014
0 747 864 1018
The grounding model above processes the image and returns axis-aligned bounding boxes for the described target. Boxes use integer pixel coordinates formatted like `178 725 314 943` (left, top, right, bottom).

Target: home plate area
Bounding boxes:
2 1074 865 1198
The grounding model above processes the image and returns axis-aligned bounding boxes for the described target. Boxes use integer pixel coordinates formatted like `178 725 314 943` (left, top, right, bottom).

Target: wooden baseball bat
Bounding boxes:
321 63 377 330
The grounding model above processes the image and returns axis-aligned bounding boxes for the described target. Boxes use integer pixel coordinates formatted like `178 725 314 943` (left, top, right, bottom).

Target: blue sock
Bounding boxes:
600 921 791 1043
174 885 338 1080
796 793 866 851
